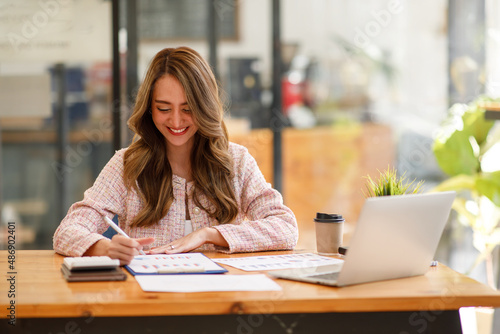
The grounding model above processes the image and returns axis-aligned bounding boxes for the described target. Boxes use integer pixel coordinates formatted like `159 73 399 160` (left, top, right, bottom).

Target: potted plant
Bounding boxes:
364 166 424 198
432 96 500 288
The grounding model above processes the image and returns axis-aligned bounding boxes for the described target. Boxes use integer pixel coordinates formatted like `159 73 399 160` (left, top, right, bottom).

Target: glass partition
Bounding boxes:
0 0 113 249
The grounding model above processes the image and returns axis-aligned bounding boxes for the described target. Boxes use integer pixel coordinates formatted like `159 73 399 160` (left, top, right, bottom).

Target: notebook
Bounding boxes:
269 191 456 287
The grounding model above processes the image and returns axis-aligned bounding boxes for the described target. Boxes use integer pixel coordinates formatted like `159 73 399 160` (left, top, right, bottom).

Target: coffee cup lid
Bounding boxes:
314 213 344 223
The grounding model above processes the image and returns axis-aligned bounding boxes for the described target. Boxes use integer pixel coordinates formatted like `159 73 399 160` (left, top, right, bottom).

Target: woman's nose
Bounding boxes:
170 109 183 127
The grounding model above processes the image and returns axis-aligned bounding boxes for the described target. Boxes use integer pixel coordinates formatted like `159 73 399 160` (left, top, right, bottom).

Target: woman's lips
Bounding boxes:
167 127 189 135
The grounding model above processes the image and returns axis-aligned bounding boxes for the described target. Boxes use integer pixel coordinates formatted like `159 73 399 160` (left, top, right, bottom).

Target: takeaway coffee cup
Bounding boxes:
314 213 344 255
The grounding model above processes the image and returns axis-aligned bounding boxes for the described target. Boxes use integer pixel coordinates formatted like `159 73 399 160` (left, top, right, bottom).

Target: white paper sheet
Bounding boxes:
213 253 344 271
135 274 282 292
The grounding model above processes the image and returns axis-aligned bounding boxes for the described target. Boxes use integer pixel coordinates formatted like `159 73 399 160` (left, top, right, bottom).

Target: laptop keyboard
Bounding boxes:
307 271 340 281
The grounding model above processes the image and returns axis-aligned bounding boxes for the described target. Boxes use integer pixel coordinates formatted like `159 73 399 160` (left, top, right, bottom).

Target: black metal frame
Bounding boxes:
54 64 68 222
271 0 283 193
208 0 219 80
111 0 121 151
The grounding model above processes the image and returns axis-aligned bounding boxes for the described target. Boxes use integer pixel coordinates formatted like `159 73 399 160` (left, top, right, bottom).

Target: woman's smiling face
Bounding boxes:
151 74 199 152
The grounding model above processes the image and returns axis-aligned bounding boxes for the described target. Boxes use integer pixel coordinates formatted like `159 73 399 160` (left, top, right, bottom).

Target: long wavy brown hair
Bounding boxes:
124 46 237 227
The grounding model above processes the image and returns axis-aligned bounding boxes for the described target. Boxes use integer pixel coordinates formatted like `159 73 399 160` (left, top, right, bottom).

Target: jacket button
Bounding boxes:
193 207 201 215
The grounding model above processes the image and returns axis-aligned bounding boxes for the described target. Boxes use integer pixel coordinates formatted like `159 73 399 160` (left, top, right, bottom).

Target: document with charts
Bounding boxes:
125 253 227 275
213 253 344 271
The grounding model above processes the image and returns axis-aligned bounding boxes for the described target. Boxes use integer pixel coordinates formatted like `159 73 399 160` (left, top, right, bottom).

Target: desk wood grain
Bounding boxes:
1 250 499 319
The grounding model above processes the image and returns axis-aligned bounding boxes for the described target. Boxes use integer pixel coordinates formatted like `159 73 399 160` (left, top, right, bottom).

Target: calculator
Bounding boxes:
63 256 120 271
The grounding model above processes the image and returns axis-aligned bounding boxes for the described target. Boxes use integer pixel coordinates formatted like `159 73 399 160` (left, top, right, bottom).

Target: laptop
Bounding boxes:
269 191 456 287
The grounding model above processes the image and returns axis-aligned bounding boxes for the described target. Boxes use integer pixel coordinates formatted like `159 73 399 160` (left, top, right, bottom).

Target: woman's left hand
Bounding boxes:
149 227 228 254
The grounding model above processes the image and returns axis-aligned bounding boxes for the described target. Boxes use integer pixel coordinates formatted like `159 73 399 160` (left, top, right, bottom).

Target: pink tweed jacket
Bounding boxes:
53 142 298 256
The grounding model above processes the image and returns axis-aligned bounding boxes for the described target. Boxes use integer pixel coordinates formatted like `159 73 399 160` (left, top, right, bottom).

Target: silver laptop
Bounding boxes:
269 191 456 287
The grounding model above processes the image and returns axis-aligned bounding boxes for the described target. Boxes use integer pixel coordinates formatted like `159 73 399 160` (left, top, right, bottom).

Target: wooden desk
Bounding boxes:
2 250 500 334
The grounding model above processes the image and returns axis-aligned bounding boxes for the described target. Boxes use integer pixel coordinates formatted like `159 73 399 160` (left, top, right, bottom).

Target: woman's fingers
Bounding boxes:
108 235 153 265
150 228 209 254
149 243 178 254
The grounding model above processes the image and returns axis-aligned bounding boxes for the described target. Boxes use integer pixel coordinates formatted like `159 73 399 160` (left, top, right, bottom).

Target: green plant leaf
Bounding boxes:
432 174 475 192
475 171 500 206
463 103 494 146
433 129 478 176
363 166 424 197
480 121 500 154
433 99 498 177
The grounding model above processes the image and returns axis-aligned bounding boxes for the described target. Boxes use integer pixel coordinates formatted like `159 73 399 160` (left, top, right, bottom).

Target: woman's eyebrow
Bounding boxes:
154 99 188 105
154 99 171 104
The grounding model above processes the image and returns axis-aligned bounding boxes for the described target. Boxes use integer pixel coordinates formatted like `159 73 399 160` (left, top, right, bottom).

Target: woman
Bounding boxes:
53 46 298 265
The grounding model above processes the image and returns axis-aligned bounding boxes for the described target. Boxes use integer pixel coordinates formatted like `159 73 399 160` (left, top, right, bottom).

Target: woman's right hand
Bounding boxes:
104 234 155 266
108 235 155 265
83 236 155 265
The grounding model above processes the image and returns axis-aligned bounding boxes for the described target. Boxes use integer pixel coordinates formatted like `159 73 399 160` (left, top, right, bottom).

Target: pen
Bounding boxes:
104 216 146 255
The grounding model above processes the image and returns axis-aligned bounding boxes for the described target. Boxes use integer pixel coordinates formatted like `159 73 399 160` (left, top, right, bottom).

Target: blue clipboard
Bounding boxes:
125 252 228 275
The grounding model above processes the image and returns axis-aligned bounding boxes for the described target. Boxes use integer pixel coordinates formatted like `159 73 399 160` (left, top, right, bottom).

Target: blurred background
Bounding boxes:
1 0 499 319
